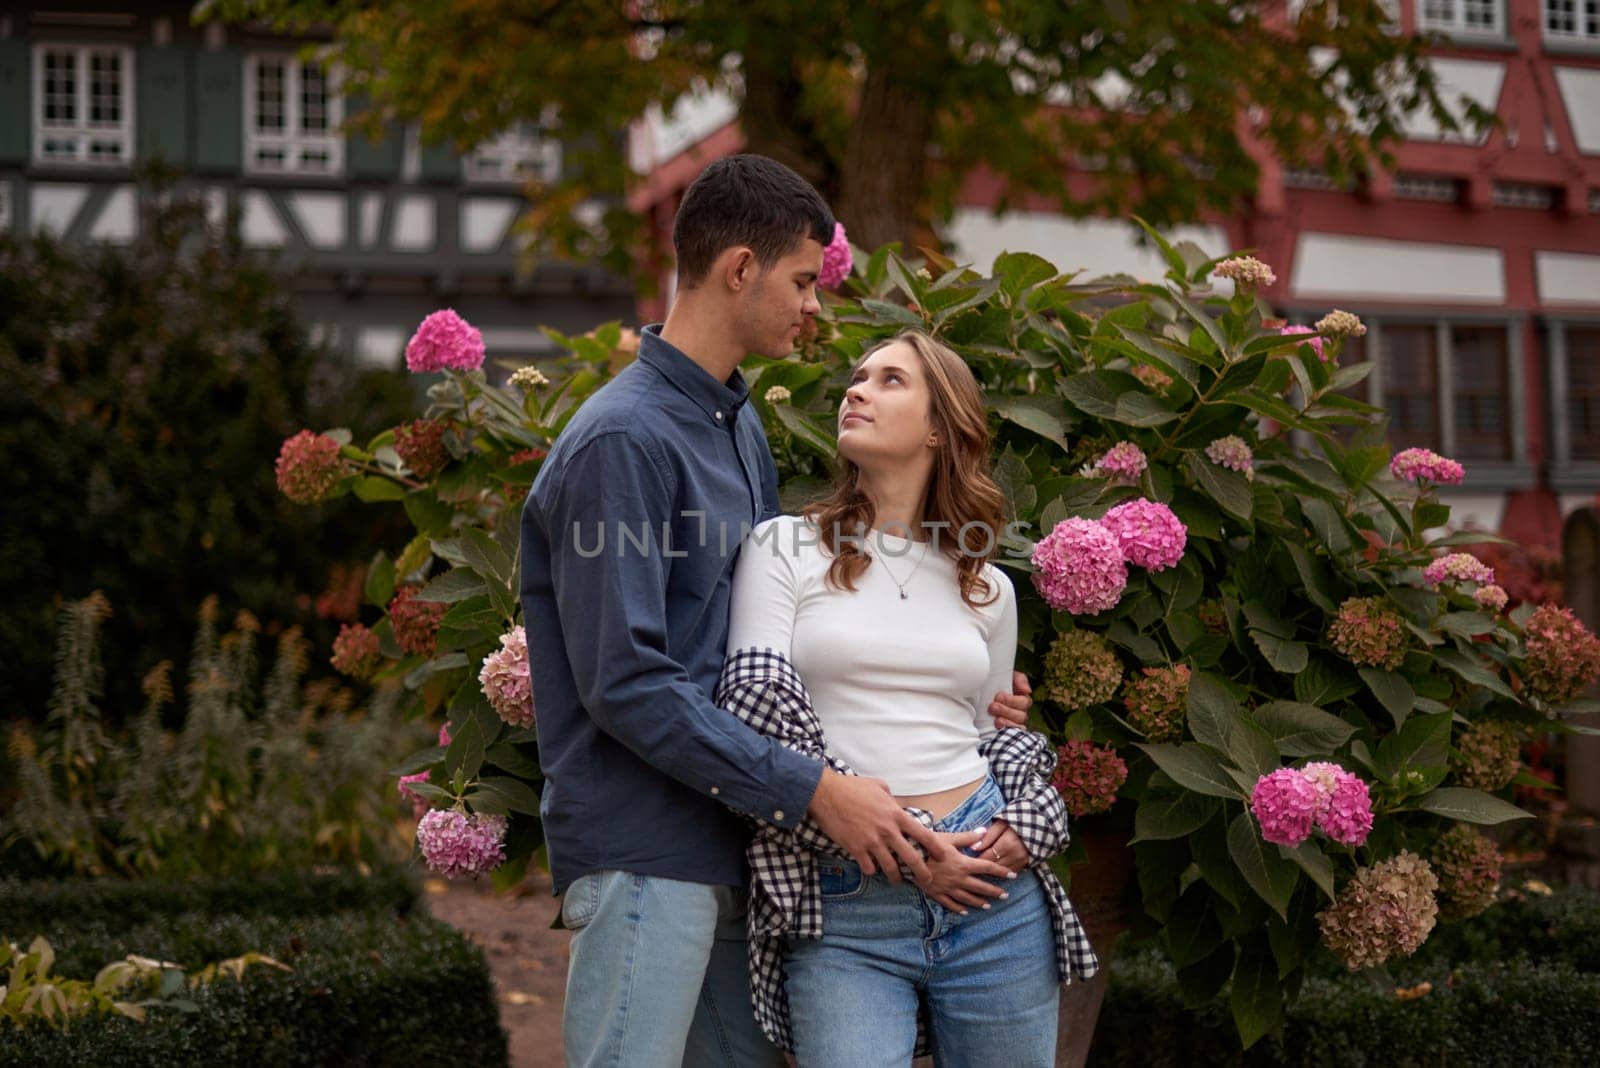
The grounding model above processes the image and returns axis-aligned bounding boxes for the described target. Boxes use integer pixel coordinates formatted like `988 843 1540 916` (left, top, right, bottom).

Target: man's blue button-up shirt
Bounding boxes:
520 326 824 894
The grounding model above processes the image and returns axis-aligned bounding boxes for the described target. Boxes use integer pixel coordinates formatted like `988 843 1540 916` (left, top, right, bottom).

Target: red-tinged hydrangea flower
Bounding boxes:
1522 603 1600 705
1391 447 1465 486
1122 665 1191 743
416 808 506 879
1093 442 1147 483
1041 631 1122 711
480 625 534 728
405 309 485 373
1281 325 1329 363
1301 761 1374 846
819 222 853 289
275 430 345 504
1031 518 1128 615
1474 584 1509 612
330 623 382 681
394 419 450 479
1453 721 1521 791
398 724 452 817
1431 824 1502 922
1423 553 1495 588
1100 498 1187 572
1052 741 1128 817
1251 767 1323 846
1328 596 1409 671
1214 256 1276 290
1318 852 1439 970
1132 365 1173 393
1205 435 1254 476
389 585 447 658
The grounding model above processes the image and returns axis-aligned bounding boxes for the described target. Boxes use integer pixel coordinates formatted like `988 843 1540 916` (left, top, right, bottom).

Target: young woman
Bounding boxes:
717 330 1098 1066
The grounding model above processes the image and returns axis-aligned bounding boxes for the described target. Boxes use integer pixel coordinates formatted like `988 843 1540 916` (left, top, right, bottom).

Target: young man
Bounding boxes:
520 155 1031 1067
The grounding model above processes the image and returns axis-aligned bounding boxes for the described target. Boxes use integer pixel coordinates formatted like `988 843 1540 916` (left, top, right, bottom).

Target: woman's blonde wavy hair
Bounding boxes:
803 329 1007 609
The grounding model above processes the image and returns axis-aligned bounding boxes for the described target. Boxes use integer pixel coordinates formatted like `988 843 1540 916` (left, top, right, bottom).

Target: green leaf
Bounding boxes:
445 715 486 782
1374 712 1452 783
1111 390 1181 427
1435 648 1515 699
1358 668 1416 730
403 490 455 538
1227 719 1281 779
1186 673 1237 753
1412 787 1535 825
1185 453 1252 523
1170 292 1233 361
1132 790 1219 842
1283 543 1336 613
473 776 541 815
1436 611 1497 640
858 298 925 327
389 744 447 777
1227 812 1298 921
1137 743 1246 799
485 743 542 779
415 567 489 604
990 395 1073 451
1299 498 1353 553
1294 658 1361 706
1287 841 1335 900
1112 325 1201 389
993 251 1058 296
1250 629 1309 674
365 551 396 609
353 476 408 502
1059 370 1143 419
1166 883 1224 968
1251 702 1357 758
1208 352 1268 398
1230 934 1284 1050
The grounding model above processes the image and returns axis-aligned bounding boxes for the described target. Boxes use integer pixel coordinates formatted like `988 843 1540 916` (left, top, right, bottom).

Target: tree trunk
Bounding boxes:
836 60 933 253
738 39 838 202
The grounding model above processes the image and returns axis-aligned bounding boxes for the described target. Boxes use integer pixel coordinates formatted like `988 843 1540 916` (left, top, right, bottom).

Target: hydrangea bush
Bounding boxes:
276 229 1600 1046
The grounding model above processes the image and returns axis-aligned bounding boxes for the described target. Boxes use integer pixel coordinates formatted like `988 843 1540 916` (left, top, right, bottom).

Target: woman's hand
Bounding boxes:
970 819 1031 874
912 831 1016 914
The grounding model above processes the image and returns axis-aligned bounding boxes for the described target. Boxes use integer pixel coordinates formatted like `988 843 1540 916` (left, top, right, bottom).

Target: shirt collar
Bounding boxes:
638 324 751 425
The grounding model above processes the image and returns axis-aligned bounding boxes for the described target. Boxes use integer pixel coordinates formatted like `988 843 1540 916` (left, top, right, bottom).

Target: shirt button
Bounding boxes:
714 411 724 422
772 810 785 821
710 786 720 796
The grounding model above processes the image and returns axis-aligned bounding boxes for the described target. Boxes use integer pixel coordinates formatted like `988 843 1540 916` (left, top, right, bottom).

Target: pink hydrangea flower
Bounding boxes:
1280 325 1328 363
394 419 450 479
275 430 346 504
480 625 534 728
330 623 382 680
1391 448 1465 486
1522 604 1600 704
1251 767 1322 847
1474 584 1509 612
1031 517 1128 615
416 808 507 878
819 223 852 290
1094 442 1148 483
1099 499 1187 572
1205 435 1254 476
1422 553 1495 588
405 309 485 374
1301 762 1374 846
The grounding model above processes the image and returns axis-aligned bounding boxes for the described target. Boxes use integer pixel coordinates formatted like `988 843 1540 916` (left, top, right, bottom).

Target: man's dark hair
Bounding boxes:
672 154 835 288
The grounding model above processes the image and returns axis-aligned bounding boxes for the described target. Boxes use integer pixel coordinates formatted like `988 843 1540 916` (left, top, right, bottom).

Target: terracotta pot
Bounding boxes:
1055 821 1138 1068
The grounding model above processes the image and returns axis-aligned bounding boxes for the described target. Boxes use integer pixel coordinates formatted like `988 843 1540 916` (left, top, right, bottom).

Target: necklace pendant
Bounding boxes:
899 589 908 600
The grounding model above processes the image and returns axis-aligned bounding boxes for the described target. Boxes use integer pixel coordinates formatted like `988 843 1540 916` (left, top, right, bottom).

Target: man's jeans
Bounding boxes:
783 777 1060 1066
561 870 785 1068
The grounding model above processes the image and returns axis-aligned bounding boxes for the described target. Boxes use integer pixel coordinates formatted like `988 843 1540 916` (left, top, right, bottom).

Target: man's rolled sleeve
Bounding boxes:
541 430 821 827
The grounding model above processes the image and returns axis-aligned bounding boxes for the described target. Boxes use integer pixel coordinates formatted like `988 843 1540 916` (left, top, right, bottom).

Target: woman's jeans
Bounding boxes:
783 777 1060 1066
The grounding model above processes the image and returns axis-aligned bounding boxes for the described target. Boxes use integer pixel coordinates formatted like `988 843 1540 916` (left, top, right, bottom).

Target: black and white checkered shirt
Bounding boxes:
715 645 1100 1054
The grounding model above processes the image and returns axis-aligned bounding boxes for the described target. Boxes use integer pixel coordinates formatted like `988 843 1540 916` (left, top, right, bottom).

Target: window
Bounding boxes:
1418 0 1504 35
1568 329 1600 461
33 45 134 166
244 55 343 176
1452 326 1509 458
1546 0 1600 43
1379 325 1441 451
465 121 562 185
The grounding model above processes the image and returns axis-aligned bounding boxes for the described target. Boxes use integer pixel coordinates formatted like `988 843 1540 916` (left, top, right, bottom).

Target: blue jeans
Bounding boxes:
783 777 1060 1067
560 870 785 1068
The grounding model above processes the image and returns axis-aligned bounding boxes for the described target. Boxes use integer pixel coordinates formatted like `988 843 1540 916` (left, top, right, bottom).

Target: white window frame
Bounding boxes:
1544 0 1600 45
243 53 344 177
32 44 135 167
464 120 562 186
1416 0 1506 39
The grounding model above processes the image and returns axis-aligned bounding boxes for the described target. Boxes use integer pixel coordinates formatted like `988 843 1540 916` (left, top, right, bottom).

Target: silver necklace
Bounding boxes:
872 539 931 599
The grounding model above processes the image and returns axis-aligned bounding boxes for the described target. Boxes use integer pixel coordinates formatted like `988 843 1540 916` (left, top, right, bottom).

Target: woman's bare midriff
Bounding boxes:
895 774 988 822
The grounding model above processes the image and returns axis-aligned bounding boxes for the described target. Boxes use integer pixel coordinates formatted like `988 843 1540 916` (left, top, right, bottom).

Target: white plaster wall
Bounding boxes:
944 210 1225 280
1555 67 1600 155
87 186 138 243
1402 58 1504 144
1537 252 1600 307
460 198 518 253
31 184 89 236
239 190 288 247
287 191 346 249
391 195 435 252
1291 233 1504 303
355 326 406 369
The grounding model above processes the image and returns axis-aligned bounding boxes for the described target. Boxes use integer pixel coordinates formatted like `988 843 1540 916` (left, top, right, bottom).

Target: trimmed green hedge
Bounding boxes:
1093 887 1600 1067
0 866 420 933
0 909 506 1066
